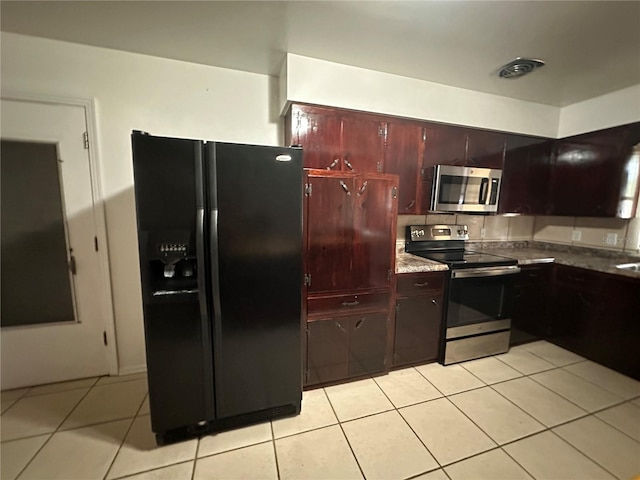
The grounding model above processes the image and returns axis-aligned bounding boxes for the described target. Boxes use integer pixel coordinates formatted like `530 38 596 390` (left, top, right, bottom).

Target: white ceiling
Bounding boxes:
2 1 639 107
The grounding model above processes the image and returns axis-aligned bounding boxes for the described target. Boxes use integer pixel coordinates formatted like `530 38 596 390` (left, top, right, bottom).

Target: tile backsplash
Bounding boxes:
396 214 640 255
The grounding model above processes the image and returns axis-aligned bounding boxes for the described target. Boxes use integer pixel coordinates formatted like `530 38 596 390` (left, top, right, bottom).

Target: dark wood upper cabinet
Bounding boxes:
286 103 385 173
422 124 467 169
383 121 425 214
305 172 355 295
341 114 386 173
465 129 507 168
286 104 342 170
499 135 552 215
548 122 640 217
305 169 398 295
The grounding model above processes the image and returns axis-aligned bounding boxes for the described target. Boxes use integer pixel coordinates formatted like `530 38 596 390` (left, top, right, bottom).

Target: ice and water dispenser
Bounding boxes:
146 230 197 296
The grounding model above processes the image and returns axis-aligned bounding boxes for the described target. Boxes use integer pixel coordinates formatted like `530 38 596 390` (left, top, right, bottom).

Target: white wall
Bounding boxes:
557 84 640 138
1 32 281 374
281 54 561 138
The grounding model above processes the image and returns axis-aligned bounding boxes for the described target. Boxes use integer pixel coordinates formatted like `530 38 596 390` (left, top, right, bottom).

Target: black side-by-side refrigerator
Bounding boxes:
131 131 303 444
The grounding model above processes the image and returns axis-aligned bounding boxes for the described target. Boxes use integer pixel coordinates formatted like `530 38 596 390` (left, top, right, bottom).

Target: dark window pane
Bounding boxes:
1 140 75 326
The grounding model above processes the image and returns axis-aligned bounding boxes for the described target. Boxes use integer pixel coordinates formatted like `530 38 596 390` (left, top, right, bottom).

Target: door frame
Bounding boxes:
2 91 119 376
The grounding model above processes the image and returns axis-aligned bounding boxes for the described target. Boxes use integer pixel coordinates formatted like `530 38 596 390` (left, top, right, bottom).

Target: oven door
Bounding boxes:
446 266 520 339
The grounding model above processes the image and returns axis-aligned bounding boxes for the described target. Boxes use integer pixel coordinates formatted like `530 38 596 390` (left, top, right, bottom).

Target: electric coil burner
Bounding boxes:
406 225 520 364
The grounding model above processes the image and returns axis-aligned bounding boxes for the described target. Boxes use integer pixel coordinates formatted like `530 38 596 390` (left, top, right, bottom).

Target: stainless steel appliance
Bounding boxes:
132 131 303 444
430 165 502 213
405 224 520 364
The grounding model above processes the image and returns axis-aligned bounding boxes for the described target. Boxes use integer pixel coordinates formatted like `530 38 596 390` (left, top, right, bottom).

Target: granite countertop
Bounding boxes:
396 241 640 279
395 251 449 274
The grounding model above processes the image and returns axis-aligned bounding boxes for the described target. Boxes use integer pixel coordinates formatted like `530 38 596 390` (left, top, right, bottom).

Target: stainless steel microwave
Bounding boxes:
430 165 502 213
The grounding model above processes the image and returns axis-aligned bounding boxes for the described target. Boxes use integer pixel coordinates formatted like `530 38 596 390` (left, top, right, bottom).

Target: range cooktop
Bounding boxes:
410 249 518 269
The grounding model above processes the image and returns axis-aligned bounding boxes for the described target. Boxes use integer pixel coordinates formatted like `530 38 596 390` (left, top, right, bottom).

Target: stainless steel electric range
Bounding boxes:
405 224 520 365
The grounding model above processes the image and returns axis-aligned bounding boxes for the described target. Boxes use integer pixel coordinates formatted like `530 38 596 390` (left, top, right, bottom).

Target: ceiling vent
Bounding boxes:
498 58 545 79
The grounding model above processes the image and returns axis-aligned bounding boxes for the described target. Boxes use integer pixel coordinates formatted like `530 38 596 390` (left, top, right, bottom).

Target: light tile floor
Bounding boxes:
1 341 639 480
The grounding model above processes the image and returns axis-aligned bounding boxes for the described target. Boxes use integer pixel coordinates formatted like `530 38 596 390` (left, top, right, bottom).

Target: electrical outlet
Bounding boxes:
480 228 486 238
606 233 618 246
572 230 582 242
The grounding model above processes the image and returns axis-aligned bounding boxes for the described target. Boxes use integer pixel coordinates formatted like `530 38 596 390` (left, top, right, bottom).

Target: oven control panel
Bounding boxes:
408 224 469 242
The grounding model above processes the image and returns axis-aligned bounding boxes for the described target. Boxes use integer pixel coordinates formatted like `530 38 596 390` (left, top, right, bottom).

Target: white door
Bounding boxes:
1 98 110 389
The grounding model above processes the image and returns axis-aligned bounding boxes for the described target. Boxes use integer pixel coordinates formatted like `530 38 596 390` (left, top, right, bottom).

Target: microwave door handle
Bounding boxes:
479 178 489 204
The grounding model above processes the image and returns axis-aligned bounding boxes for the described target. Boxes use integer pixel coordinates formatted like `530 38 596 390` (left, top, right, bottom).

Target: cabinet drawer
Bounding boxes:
518 264 552 286
308 292 390 319
554 265 601 290
397 272 445 297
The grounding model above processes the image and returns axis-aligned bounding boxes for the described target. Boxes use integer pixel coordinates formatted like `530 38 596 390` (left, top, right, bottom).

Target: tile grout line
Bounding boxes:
547 427 623 480
101 384 149 480
322 385 368 479
12 383 97 480
371 373 446 477
269 419 281 480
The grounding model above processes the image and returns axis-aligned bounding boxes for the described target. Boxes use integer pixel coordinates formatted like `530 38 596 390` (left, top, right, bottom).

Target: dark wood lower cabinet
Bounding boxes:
306 312 388 387
510 264 552 346
393 294 443 366
547 265 640 380
393 272 445 367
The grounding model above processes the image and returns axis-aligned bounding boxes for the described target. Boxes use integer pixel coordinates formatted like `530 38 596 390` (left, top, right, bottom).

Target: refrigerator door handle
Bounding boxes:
196 208 208 321
209 208 223 331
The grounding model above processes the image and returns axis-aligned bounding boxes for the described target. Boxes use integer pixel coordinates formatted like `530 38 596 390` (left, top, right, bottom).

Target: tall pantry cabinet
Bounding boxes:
303 170 398 386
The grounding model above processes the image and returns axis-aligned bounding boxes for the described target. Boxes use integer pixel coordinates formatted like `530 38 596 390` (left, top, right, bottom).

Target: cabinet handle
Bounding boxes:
335 321 347 332
568 275 585 283
327 158 340 169
355 319 364 329
406 200 416 210
431 298 439 307
356 181 368 196
414 282 430 287
339 181 351 196
343 159 354 170
341 300 360 307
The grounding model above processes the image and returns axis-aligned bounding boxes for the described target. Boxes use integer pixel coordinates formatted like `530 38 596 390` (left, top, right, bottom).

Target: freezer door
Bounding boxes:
207 142 303 419
131 132 214 432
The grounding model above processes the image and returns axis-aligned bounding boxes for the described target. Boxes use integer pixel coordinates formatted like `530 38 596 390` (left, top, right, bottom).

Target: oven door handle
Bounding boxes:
451 265 521 279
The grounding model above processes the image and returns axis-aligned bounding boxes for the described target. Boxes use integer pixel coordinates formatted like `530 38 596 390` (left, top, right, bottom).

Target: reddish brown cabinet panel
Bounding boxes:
393 272 445 367
465 129 507 168
286 103 385 173
286 104 342 170
510 264 552 346
422 124 468 170
383 121 425 214
548 122 640 217
341 114 386 173
305 170 398 295
306 318 349 386
499 135 552 215
305 172 355 294
306 312 388 386
548 265 640 380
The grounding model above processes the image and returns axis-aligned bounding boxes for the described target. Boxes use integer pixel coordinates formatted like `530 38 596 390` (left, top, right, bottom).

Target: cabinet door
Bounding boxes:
291 105 343 170
465 129 506 168
595 275 640 379
548 123 639 217
348 312 388 377
510 264 552 345
384 122 424 214
352 175 398 291
500 135 552 214
393 294 443 366
549 266 602 354
306 173 355 294
341 114 386 173
306 318 349 386
423 124 467 169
